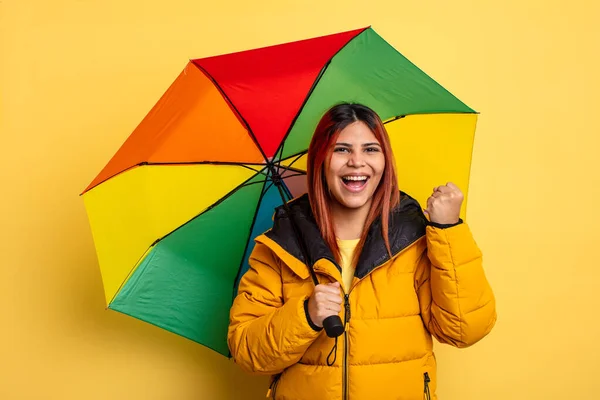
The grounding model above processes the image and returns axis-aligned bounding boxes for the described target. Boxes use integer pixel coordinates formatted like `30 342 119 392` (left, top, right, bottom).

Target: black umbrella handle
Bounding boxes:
305 255 344 338
272 177 344 339
323 315 345 338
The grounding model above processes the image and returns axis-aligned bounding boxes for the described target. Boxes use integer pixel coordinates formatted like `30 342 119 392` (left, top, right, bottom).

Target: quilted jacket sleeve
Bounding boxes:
227 242 321 375
415 222 497 347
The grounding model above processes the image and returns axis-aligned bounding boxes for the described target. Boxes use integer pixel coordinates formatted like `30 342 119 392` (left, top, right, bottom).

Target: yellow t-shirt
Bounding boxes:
336 238 360 292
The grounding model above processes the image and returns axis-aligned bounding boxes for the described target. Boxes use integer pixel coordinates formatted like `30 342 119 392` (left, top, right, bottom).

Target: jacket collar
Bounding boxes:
259 191 427 279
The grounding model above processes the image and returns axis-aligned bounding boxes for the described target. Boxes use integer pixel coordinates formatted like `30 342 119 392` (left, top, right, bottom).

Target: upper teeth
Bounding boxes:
344 176 367 181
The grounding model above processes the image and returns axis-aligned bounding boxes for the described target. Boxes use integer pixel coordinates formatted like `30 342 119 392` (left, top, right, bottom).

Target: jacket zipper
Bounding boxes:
340 242 419 400
338 259 387 400
343 293 351 400
424 372 431 400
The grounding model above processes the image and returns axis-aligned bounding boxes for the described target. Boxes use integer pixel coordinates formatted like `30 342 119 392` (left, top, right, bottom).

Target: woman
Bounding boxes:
227 103 496 399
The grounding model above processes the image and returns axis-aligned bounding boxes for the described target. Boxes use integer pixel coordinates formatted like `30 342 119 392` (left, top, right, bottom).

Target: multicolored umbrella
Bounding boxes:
81 26 478 356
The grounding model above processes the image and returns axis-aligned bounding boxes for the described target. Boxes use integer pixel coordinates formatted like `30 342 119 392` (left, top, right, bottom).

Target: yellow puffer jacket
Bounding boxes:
228 193 496 400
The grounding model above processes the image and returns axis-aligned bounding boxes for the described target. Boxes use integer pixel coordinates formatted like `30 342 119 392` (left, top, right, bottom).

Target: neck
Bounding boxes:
331 199 372 240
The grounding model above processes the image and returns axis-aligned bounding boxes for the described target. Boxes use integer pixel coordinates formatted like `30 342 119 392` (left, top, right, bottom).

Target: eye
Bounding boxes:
334 147 350 153
365 147 380 153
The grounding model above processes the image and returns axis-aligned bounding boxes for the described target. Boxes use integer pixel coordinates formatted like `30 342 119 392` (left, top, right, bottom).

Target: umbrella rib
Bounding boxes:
281 150 308 160
191 62 269 164
273 30 364 159
261 172 304 202
112 172 266 306
108 245 157 305
239 179 269 189
383 115 406 124
263 180 294 202
82 162 265 195
164 173 266 233
147 161 265 172
231 178 269 301
278 151 308 172
260 176 273 198
144 161 265 174
379 111 477 124
262 181 276 198
273 59 330 159
275 164 306 176
280 178 294 201
280 172 305 179
146 160 265 166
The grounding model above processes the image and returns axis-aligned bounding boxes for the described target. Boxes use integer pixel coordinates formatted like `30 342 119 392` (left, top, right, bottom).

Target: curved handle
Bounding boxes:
323 315 344 338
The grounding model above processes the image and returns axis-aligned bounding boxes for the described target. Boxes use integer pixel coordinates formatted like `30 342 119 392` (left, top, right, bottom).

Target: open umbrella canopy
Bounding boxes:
81 26 478 356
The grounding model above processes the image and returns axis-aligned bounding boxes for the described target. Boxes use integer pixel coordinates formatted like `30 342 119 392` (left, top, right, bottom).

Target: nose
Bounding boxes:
347 151 366 167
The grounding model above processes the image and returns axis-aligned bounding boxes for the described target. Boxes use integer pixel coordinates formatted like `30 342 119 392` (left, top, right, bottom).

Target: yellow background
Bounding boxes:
2 0 599 398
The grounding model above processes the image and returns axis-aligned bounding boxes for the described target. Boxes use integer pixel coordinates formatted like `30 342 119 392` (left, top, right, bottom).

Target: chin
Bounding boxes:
334 193 373 210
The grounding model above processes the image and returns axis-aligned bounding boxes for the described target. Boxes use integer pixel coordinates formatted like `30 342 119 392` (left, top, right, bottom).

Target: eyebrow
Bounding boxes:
335 142 382 147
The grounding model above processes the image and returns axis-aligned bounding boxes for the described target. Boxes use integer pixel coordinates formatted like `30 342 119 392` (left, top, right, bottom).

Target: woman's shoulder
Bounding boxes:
250 235 280 262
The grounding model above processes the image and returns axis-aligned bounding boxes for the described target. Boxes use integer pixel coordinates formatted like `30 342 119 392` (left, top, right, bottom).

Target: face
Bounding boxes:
324 121 385 213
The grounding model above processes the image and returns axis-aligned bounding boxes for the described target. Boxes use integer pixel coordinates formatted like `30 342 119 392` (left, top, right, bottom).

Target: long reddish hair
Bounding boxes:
306 103 400 266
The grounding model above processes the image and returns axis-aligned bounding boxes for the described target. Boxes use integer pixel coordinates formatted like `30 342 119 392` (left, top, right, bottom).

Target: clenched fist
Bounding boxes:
307 282 343 328
425 182 463 225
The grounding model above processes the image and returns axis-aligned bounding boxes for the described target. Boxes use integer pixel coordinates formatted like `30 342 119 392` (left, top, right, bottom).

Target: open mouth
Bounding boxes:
341 175 369 191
